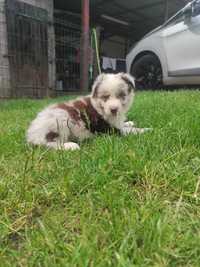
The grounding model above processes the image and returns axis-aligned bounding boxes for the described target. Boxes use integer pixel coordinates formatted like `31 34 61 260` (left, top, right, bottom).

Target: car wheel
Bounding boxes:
131 54 163 90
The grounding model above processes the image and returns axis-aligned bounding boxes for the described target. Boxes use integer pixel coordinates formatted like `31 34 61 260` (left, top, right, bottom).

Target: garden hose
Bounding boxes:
92 28 101 74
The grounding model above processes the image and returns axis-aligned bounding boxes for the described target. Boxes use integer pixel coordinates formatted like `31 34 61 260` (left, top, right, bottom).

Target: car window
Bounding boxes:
193 0 200 16
165 12 184 27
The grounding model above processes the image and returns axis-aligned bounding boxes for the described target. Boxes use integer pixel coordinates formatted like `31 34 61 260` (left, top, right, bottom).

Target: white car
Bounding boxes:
126 0 200 89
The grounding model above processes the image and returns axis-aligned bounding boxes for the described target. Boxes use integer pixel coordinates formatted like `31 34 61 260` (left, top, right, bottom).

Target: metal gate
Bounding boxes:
54 11 81 92
5 0 49 97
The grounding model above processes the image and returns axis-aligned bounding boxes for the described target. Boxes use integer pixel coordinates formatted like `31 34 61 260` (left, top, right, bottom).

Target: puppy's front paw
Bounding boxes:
124 121 135 127
63 142 80 150
121 126 153 135
136 127 153 133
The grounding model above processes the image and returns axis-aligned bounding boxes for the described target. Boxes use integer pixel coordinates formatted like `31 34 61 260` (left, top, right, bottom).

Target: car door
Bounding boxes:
162 0 200 77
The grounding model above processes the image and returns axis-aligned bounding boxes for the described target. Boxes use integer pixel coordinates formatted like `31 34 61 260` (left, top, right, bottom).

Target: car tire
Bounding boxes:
131 54 163 90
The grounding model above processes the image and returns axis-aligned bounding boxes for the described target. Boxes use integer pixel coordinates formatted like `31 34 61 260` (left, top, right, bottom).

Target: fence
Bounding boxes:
54 11 81 92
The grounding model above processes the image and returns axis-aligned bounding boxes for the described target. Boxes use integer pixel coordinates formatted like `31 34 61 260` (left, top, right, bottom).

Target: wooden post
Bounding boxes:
80 0 90 91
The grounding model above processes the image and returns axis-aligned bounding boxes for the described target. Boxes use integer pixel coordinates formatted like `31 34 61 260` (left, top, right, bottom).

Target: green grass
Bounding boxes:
1 91 200 267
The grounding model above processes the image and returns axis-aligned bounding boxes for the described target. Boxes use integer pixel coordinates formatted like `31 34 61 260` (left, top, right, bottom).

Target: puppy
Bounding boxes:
27 73 150 150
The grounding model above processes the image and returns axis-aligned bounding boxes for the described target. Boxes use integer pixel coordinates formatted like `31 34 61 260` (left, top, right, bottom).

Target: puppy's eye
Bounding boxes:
101 95 109 102
118 92 126 100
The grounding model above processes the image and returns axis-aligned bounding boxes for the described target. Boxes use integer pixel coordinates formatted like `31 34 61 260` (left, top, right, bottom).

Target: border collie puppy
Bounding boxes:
27 73 150 150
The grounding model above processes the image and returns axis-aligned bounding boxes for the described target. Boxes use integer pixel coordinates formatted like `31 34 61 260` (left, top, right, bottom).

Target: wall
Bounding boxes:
101 35 127 59
0 0 11 97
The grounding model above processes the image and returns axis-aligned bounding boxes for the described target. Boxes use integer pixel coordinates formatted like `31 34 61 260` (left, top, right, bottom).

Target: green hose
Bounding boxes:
92 28 101 74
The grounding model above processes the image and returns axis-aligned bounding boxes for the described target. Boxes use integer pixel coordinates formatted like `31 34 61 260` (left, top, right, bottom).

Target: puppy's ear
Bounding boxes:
119 73 135 92
92 73 106 97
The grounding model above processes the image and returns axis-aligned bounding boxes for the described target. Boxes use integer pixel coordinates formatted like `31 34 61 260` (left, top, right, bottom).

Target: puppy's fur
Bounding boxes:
27 73 150 150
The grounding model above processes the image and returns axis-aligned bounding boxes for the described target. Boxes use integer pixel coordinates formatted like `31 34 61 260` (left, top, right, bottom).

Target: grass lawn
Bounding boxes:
1 90 200 267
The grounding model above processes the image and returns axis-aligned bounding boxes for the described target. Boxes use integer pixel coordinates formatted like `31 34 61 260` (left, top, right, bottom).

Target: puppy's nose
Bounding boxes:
110 108 118 115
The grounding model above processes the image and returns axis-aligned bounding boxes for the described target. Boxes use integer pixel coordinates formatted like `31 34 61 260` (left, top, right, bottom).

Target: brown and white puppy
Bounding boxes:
27 73 150 150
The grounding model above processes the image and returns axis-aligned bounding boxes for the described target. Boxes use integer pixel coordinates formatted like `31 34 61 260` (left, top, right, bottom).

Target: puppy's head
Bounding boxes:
91 73 135 120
